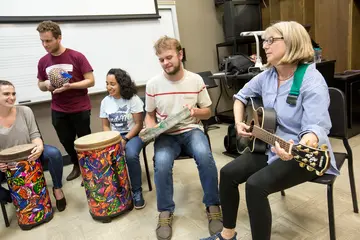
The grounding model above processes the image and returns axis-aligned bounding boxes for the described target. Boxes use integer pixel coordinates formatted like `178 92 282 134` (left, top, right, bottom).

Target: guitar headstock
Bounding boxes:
291 143 330 176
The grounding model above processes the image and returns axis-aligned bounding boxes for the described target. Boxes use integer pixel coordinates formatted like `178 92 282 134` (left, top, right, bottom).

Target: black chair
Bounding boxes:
141 138 152 192
316 60 336 87
140 96 212 192
139 96 153 192
0 177 10 227
281 87 359 240
197 71 220 129
197 71 218 89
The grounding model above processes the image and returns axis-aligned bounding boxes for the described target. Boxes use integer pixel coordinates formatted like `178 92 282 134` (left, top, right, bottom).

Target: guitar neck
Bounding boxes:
252 125 291 152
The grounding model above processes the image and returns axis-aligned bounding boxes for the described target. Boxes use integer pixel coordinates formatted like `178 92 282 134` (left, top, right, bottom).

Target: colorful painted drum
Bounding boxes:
74 131 133 222
0 144 53 230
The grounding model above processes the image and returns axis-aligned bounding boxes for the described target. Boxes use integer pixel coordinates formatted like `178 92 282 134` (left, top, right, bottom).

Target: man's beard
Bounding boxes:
165 64 181 75
50 45 60 54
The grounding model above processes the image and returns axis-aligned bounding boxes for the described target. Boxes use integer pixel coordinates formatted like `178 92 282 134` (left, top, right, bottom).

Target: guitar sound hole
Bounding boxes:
249 120 255 132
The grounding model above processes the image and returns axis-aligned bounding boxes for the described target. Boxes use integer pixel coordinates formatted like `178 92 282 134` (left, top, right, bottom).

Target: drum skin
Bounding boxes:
75 132 133 222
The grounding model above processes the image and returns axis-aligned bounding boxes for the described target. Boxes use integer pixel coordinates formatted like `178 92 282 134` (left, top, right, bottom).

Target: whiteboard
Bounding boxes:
0 5 180 104
0 0 159 22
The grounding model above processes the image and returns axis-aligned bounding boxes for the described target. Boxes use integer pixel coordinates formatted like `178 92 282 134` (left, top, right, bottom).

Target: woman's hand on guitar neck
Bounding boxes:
272 140 294 161
272 133 319 161
299 132 319 148
235 122 252 137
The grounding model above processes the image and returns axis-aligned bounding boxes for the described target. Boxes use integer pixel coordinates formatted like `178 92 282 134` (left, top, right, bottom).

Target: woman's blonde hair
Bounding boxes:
263 21 314 67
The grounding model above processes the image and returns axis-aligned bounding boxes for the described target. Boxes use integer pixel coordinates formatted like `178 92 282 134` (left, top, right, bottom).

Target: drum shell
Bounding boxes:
75 135 133 220
5 158 53 230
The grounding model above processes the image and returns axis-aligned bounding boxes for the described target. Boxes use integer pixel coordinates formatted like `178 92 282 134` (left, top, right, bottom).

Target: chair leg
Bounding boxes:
1 202 10 227
204 128 212 151
142 146 152 192
281 190 286 196
348 162 359 213
343 139 359 213
327 184 336 240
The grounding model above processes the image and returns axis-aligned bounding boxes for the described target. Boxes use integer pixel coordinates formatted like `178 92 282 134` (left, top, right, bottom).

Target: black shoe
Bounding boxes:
0 187 12 204
66 165 81 181
133 191 146 209
53 187 66 212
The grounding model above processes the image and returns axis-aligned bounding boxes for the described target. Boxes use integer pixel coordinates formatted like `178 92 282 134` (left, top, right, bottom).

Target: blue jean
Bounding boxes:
154 128 220 212
121 134 144 194
40 144 64 189
0 144 63 190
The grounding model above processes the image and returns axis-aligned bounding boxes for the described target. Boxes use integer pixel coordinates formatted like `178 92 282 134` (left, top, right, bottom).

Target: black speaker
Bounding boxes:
222 0 262 41
215 0 230 6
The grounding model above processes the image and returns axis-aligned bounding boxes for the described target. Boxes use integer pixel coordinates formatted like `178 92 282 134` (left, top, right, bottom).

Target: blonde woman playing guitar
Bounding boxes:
201 21 339 240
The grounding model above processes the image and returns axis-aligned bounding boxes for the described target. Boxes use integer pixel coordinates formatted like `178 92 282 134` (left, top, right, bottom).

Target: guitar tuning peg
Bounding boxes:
316 171 324 176
320 144 328 150
313 151 319 156
302 158 308 163
313 143 319 148
304 148 310 153
306 166 315 171
299 162 305 168
296 145 302 149
310 162 316 167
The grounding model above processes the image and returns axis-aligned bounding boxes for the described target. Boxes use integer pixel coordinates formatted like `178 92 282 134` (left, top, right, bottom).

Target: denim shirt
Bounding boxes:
234 63 339 175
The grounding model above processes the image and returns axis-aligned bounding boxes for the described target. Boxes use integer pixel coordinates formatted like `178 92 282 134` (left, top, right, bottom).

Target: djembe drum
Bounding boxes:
0 144 53 230
74 131 133 223
48 68 71 88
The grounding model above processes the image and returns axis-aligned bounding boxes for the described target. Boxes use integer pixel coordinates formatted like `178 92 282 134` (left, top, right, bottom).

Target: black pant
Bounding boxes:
0 172 8 201
51 110 91 165
220 152 318 240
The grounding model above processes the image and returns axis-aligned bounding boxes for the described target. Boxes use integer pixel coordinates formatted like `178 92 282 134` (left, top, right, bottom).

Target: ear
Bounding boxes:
178 49 183 61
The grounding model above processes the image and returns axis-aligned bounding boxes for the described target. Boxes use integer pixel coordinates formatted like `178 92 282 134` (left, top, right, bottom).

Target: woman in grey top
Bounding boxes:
0 80 66 212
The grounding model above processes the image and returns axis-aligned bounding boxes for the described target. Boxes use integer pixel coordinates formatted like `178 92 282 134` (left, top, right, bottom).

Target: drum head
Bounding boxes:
0 143 36 162
74 131 122 151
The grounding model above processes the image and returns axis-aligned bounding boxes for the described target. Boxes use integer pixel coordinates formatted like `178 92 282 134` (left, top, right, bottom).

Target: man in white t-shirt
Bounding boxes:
145 36 222 240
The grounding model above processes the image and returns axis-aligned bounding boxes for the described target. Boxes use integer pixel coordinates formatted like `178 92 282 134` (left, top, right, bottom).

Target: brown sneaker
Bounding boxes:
156 211 173 240
207 206 223 236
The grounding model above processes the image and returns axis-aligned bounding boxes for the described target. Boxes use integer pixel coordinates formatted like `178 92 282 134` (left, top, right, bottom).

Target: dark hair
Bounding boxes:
107 68 137 100
0 80 14 87
36 20 62 39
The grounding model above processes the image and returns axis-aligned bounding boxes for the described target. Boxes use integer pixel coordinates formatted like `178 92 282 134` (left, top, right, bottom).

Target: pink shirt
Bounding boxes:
37 48 93 113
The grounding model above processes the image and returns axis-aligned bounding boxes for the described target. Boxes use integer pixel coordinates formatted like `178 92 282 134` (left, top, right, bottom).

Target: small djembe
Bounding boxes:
48 68 72 88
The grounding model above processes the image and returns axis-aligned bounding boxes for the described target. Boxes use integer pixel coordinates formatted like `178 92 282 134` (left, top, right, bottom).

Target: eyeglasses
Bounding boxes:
262 37 284 46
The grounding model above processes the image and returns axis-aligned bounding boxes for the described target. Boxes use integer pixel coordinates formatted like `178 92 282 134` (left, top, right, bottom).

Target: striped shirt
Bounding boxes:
145 70 212 135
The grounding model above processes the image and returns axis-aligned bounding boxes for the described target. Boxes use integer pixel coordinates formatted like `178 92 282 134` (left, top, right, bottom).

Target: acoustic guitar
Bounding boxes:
236 97 330 176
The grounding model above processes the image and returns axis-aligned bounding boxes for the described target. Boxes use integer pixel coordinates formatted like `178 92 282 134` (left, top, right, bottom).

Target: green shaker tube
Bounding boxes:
139 107 191 143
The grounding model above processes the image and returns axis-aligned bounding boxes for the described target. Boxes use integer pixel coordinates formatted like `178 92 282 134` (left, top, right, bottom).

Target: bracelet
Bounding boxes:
123 137 130 142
